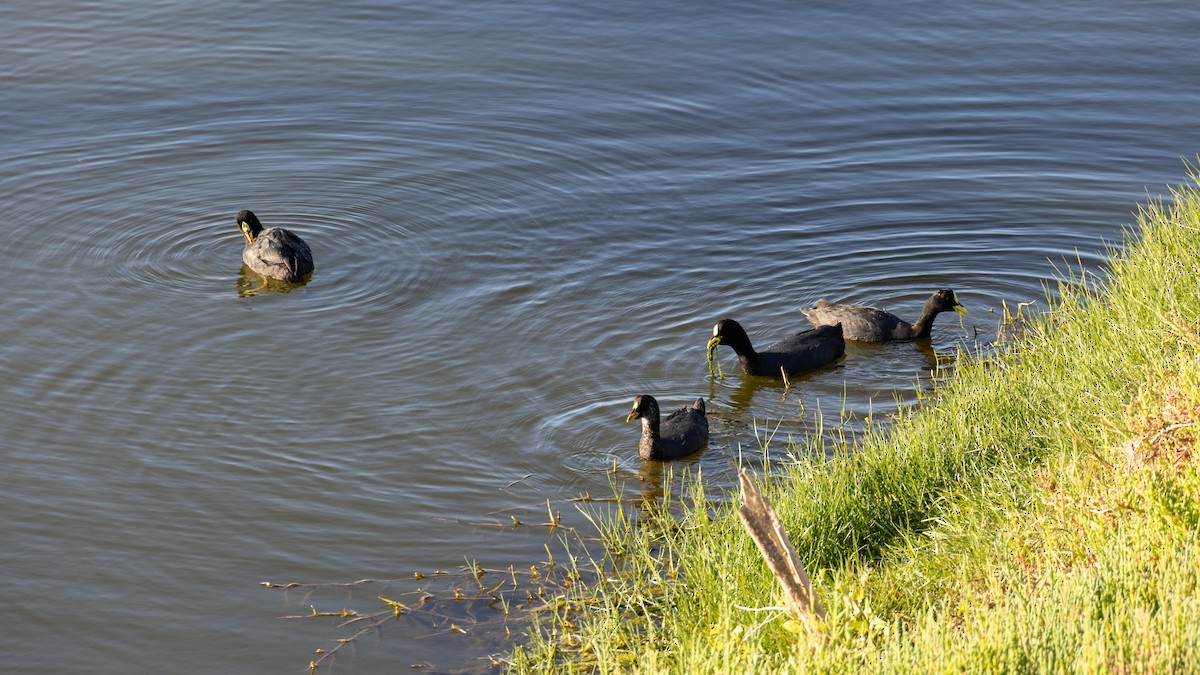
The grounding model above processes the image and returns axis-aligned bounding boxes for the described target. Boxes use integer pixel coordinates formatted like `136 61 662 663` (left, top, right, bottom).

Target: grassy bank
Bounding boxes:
508 177 1200 673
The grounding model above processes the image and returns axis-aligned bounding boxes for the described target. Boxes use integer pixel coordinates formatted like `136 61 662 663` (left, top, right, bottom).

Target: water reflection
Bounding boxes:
634 456 693 507
846 339 945 381
236 264 311 297
717 358 847 415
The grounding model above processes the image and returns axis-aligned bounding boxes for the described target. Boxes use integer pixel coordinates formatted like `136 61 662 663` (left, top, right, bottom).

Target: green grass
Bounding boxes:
507 176 1200 673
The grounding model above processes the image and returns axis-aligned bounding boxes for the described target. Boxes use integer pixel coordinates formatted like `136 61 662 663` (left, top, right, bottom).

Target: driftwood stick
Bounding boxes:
737 469 826 624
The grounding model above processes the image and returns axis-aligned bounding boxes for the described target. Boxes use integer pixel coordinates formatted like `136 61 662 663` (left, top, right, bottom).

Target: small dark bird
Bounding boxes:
707 319 844 378
801 289 966 342
236 209 315 283
625 395 709 461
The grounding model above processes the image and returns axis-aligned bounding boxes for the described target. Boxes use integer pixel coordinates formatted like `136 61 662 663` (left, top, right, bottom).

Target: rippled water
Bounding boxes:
4 1 1200 672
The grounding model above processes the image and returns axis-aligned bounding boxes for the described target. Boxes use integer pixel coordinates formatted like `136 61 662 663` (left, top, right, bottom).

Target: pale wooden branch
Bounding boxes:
737 469 825 625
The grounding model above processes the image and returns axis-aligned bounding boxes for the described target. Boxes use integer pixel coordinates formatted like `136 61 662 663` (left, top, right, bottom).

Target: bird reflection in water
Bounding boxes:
236 265 310 297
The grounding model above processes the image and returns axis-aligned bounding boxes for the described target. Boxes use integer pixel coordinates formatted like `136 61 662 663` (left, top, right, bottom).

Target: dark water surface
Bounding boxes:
4 1 1200 672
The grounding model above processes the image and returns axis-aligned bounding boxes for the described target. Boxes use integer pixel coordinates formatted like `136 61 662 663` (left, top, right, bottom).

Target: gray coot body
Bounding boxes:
707 319 845 378
626 395 709 461
237 209 315 283
801 289 966 342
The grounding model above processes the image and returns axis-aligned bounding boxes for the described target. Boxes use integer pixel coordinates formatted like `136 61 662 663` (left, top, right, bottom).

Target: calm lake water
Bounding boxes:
4 1 1200 672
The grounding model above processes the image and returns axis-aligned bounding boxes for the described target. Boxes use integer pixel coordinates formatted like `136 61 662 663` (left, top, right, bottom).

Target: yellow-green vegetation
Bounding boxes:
508 176 1200 673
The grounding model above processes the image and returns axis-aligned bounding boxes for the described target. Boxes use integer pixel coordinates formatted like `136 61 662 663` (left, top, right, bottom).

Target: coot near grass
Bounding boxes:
626 395 709 461
707 319 844 378
801 289 965 342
